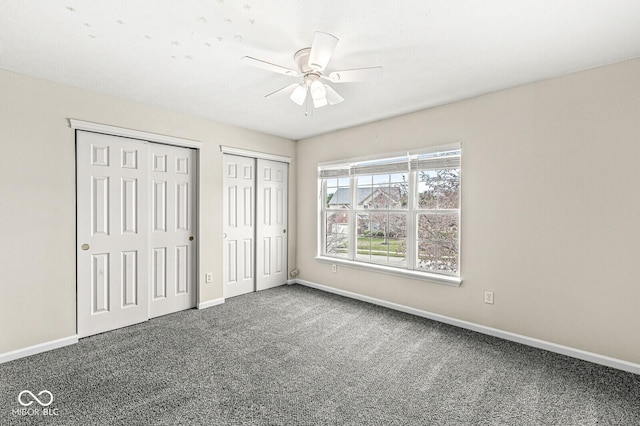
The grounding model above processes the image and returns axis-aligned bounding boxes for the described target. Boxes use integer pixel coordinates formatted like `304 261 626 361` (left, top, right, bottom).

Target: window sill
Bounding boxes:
315 256 462 287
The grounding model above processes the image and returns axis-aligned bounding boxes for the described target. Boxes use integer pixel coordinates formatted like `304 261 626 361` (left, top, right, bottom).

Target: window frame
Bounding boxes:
317 144 462 286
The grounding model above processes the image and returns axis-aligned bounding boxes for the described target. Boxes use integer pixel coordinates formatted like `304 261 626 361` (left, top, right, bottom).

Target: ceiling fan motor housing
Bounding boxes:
294 48 314 74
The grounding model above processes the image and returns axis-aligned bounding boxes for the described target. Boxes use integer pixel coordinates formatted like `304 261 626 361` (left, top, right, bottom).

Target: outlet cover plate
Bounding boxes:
484 291 494 304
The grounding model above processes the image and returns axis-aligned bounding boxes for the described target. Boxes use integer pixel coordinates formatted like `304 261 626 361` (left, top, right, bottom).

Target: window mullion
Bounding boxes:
407 169 416 270
319 178 325 256
348 174 357 260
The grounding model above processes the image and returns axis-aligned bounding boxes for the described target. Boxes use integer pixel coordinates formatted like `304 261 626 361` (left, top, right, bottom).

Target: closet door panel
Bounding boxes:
77 131 149 337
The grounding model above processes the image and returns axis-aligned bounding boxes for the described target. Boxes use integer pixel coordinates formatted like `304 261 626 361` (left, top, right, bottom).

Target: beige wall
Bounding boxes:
0 69 296 354
3 57 639 366
297 58 640 365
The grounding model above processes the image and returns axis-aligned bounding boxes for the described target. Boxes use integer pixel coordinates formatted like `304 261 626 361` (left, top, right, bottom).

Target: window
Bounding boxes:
318 144 461 284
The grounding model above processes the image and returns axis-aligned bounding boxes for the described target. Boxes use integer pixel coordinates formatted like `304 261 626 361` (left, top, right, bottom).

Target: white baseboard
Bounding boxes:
295 279 640 376
2 298 226 363
0 335 78 365
198 297 225 310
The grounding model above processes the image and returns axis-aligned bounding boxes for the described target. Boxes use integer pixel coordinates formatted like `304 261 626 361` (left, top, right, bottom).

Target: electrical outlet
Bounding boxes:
205 273 213 283
484 291 494 304
331 264 337 273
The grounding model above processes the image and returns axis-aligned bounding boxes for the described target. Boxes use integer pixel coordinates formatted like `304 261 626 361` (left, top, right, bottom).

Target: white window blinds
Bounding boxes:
319 144 461 177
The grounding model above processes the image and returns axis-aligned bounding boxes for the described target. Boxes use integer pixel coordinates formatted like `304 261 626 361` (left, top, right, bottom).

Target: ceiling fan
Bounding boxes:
241 31 383 110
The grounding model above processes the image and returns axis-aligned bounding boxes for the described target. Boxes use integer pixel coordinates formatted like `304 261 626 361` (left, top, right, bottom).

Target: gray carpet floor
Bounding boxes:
1 284 638 425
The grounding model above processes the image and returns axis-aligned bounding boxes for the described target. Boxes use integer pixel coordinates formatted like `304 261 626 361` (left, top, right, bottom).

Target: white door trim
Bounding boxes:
220 145 292 164
70 119 202 149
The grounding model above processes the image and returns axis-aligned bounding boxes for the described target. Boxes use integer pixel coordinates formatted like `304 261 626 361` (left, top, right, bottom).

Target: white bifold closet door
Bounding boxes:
222 155 255 298
256 158 288 291
77 131 196 338
149 143 197 318
77 133 149 337
223 154 288 298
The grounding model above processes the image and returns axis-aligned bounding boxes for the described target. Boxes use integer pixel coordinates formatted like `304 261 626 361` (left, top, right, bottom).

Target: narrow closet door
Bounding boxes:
77 131 149 338
223 154 256 298
256 159 288 291
149 144 197 318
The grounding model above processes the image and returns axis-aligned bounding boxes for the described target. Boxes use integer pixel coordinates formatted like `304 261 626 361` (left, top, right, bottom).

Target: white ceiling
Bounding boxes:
2 1 640 140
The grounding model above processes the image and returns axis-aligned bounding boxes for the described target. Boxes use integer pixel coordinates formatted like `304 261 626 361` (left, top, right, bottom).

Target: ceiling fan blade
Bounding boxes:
328 66 383 83
241 56 299 77
308 31 338 71
264 83 299 98
324 85 344 105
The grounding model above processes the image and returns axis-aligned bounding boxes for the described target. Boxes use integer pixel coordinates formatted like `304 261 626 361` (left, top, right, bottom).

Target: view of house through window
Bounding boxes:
355 173 407 266
319 145 461 279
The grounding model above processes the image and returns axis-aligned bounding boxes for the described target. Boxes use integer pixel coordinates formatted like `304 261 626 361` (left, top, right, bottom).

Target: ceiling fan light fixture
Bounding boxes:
312 96 328 108
290 84 307 105
310 79 328 108
310 79 326 100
